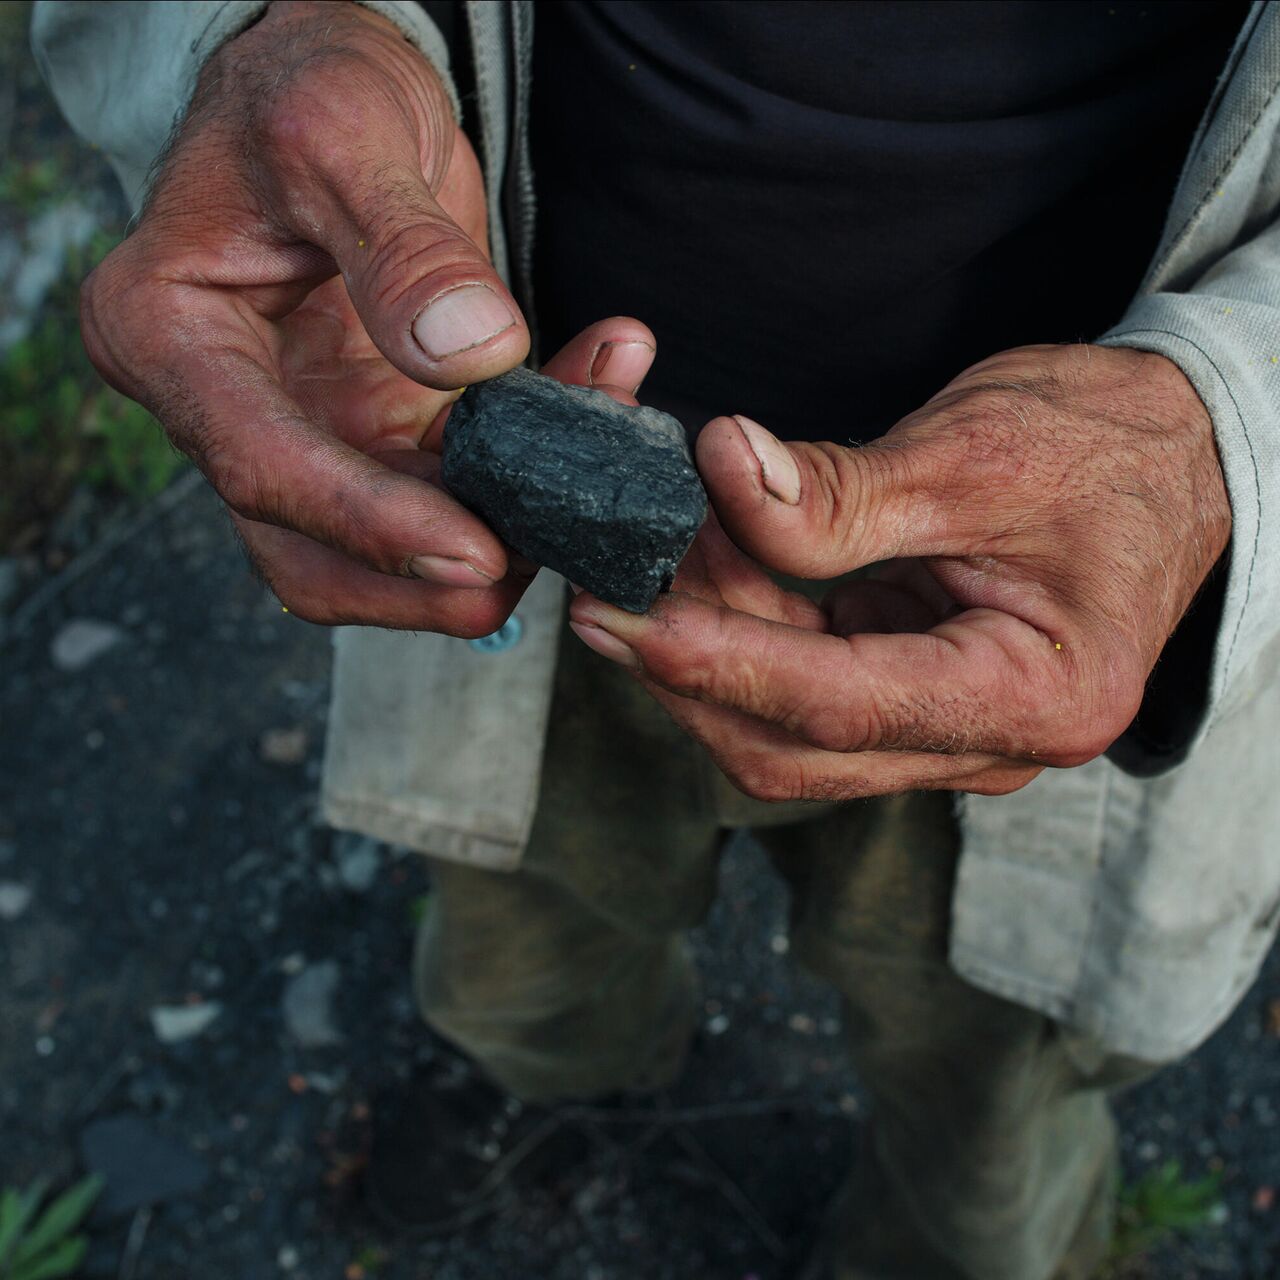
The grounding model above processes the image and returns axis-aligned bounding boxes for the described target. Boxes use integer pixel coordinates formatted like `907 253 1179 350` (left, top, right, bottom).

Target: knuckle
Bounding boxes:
214 455 272 524
723 753 798 804
798 443 887 573
78 268 114 375
947 406 1025 481
363 217 468 312
1040 653 1145 768
792 702 880 754
259 85 368 172
79 252 151 385
636 624 717 700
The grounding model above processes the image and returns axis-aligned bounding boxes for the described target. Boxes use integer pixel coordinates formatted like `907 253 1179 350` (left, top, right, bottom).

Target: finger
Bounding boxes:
277 275 454 451
264 92 529 388
570 590 1124 768
642 682 1040 802
540 316 656 393
160 323 510 585
672 516 827 629
694 413 961 579
419 317 657 453
238 515 529 634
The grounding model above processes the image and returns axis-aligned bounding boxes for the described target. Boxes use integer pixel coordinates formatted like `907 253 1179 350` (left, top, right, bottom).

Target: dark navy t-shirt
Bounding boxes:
530 1 1244 441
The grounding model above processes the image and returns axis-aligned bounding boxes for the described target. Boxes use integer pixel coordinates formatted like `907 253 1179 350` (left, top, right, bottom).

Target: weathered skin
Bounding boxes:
443 368 708 612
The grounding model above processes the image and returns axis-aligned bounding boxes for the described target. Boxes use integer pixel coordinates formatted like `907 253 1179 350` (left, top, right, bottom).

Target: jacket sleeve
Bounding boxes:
1098 193 1280 776
30 0 461 213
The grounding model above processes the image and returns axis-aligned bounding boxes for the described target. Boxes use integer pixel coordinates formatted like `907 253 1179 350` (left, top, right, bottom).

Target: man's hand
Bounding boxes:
569 344 1232 800
80 1 639 635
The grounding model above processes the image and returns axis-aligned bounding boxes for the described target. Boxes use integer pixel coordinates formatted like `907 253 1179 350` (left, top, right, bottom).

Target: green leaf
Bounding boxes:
1111 1160 1224 1262
13 1176 103 1266
10 1235 87 1280
0 1181 49 1267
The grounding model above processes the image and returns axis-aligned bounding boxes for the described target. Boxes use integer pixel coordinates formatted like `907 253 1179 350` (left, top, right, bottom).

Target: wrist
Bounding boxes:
1127 346 1232 559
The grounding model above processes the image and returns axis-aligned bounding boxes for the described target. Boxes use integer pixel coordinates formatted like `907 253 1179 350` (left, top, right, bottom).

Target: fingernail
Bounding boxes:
569 621 639 669
569 582 584 595
413 286 517 360
589 340 655 393
410 554 497 587
734 415 801 505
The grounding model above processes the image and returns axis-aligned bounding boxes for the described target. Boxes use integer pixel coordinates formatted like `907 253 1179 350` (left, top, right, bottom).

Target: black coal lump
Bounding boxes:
442 368 708 613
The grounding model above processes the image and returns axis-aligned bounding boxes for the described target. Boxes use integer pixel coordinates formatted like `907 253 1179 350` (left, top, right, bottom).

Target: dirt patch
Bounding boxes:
1 483 1277 1279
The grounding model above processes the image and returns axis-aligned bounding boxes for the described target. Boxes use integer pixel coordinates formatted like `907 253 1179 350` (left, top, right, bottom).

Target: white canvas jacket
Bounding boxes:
32 0 1280 1063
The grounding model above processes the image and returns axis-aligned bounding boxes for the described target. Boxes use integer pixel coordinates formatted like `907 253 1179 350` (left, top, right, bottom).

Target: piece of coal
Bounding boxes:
442 367 708 613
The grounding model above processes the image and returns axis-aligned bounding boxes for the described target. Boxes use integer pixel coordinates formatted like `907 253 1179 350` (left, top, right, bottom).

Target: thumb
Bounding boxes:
695 414 956 578
267 92 528 389
327 135 528 389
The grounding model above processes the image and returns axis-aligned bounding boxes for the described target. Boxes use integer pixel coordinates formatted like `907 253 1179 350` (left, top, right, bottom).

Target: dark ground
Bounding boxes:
1 482 1279 1280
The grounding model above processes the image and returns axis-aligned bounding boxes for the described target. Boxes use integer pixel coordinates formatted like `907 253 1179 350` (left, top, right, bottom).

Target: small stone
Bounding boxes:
573 1176 612 1216
769 934 789 955
127 1066 182 1113
259 726 308 766
336 836 380 893
788 1013 817 1035
282 960 343 1049
81 1114 209 1218
304 1070 343 1095
443 368 707 613
150 1001 223 1044
35 1036 55 1056
278 1246 300 1271
51 619 125 672
706 1013 730 1036
1253 1185 1275 1212
0 881 32 920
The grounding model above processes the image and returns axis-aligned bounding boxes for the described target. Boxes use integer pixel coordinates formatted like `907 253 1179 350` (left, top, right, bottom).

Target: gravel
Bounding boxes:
0 480 1276 1279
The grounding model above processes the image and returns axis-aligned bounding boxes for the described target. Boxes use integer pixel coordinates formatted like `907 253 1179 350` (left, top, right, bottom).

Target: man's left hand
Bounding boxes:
568 344 1231 801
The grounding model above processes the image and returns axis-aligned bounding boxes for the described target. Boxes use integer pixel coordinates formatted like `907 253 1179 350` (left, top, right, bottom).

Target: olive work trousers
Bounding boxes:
412 620 1155 1280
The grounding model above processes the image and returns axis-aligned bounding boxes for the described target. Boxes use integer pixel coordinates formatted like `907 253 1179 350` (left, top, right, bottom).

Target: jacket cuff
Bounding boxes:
1097 289 1271 775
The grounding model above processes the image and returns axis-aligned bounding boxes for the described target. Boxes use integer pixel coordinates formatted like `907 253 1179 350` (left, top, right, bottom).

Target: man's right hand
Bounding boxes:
79 1 619 635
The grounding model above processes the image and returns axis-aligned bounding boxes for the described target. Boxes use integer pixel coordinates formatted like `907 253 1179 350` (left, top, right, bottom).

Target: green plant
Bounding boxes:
1110 1160 1224 1262
0 1174 104 1280
0 232 185 550
82 387 183 499
0 156 63 215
